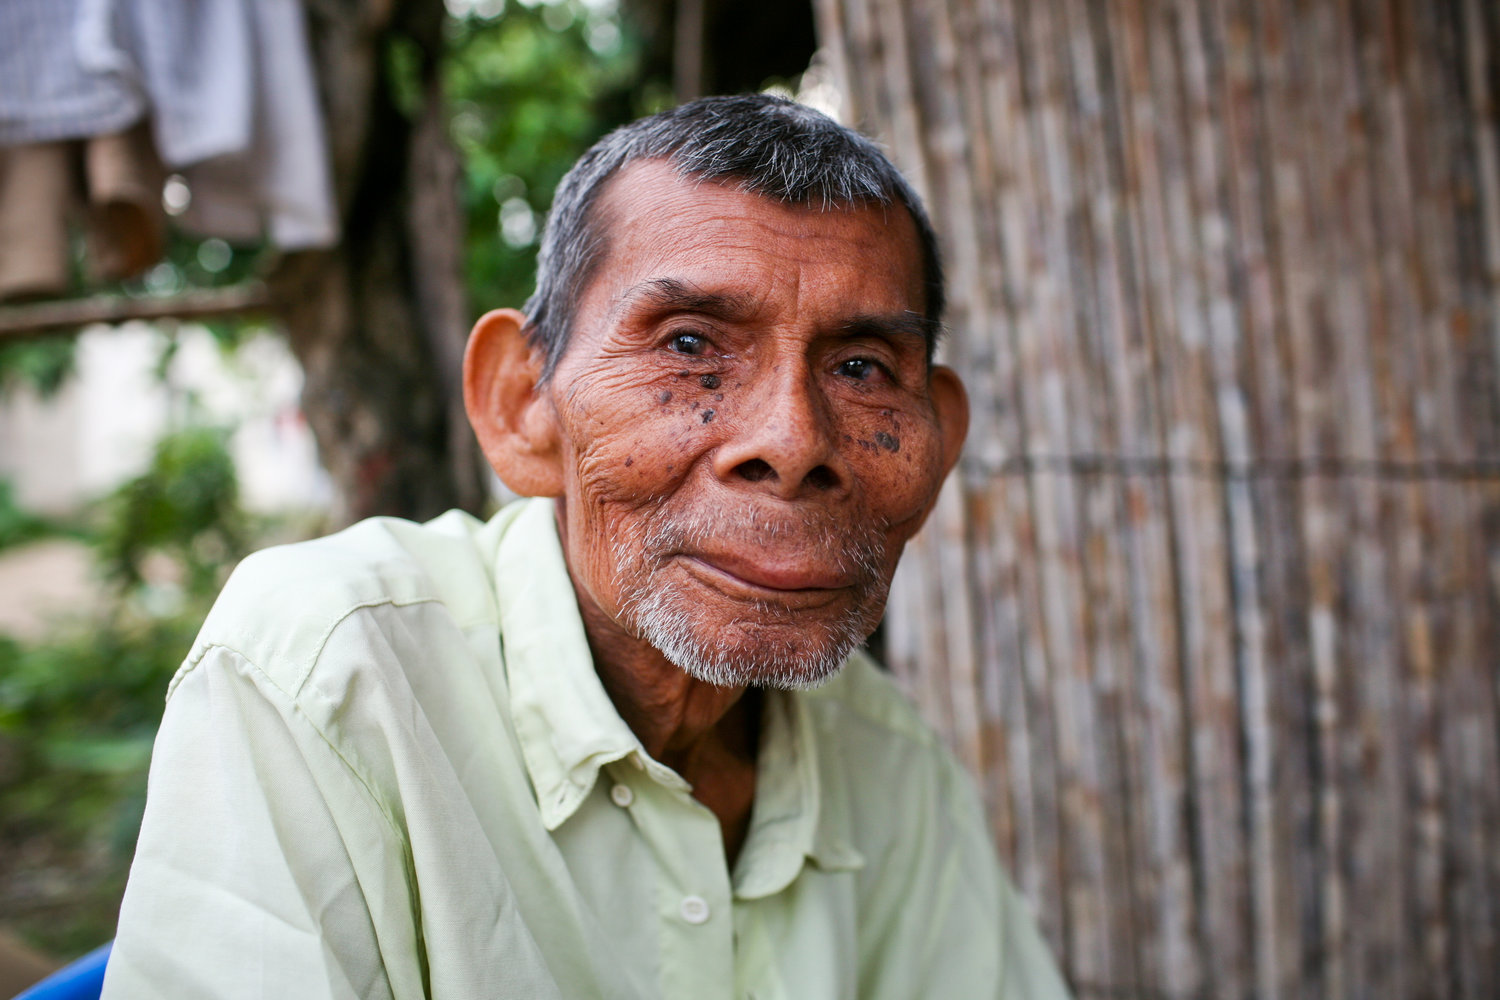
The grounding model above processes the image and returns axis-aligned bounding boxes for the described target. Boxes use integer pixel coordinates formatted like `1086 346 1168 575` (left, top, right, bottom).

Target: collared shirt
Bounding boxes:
103 497 1071 1000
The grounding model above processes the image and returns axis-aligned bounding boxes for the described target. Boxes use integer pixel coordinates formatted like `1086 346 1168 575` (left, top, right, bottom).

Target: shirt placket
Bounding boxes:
617 768 737 1000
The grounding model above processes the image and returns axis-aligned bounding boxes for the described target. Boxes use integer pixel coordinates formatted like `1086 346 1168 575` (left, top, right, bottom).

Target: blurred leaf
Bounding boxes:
41 735 156 777
446 1 645 317
0 479 51 550
93 426 246 597
0 337 76 399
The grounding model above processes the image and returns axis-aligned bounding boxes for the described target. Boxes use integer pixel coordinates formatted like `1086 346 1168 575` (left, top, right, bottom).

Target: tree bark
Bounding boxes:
270 0 486 526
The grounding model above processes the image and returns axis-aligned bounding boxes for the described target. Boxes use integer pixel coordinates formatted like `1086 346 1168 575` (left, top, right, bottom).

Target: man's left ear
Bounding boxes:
929 364 970 479
463 308 564 497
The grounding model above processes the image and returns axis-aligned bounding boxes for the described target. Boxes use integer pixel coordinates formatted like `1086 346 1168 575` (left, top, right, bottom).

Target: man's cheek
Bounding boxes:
573 438 667 507
649 371 733 431
845 412 950 524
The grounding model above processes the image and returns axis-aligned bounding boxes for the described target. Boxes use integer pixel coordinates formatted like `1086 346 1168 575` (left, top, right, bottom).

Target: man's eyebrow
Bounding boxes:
618 277 758 321
614 280 942 349
839 312 942 348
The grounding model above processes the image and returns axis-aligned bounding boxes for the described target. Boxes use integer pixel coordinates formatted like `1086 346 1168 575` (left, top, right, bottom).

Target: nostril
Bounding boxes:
736 458 776 483
805 465 839 491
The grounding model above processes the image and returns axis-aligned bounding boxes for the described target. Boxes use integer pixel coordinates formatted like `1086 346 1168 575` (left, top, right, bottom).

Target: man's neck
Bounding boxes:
576 597 762 862
578 602 754 764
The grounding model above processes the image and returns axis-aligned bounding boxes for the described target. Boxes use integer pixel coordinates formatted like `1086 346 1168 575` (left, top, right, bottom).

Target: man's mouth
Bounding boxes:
681 551 857 594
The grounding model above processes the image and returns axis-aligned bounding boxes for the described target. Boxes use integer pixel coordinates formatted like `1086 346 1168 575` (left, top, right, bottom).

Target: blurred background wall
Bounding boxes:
815 0 1500 997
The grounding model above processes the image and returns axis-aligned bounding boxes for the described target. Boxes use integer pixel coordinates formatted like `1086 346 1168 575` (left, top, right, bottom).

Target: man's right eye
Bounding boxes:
668 332 708 355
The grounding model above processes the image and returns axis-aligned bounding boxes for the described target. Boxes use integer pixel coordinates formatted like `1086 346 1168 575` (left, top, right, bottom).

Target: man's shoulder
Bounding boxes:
797 649 979 809
182 508 504 696
802 649 943 752
797 651 995 882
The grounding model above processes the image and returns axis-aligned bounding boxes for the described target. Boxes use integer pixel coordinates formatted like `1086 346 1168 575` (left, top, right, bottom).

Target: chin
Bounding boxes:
629 591 878 691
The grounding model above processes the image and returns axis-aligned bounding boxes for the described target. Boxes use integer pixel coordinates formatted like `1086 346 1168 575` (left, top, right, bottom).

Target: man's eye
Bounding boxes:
837 358 882 381
668 332 709 355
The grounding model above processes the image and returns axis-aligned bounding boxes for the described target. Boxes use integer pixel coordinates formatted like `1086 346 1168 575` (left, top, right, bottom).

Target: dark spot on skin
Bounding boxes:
842 433 854 443
692 400 700 410
625 456 633 467
857 439 877 452
659 391 673 404
874 431 901 452
881 409 894 418
713 393 723 402
700 373 721 390
701 409 716 423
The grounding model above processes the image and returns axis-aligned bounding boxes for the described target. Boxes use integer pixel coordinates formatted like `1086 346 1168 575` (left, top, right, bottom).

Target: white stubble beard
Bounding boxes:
613 507 892 690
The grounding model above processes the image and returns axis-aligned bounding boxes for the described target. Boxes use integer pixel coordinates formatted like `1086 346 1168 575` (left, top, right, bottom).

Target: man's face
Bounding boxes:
541 160 966 689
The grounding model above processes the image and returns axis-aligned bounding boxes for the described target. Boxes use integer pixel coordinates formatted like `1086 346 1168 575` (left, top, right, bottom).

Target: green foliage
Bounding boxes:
0 607 202 953
446 1 650 318
0 614 195 835
93 426 246 598
0 479 52 550
0 425 249 953
0 336 77 399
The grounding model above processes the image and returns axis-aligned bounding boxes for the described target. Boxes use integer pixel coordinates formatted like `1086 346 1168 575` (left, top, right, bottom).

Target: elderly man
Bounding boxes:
103 94 1070 999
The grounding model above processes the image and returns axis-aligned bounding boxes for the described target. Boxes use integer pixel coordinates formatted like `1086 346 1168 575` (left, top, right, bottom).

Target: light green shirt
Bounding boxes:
103 497 1070 1000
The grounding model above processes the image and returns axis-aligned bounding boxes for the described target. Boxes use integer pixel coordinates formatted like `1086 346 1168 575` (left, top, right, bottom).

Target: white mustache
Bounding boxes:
634 505 890 582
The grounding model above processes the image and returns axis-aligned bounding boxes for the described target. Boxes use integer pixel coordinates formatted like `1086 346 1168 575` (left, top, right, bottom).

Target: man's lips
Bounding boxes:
681 550 856 593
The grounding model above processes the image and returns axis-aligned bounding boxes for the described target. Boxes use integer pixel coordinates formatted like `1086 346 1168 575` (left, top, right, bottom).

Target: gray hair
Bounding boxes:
522 93 945 376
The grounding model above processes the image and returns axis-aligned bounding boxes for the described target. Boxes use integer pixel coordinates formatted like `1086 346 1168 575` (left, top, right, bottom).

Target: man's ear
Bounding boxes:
463 308 564 497
929 364 970 479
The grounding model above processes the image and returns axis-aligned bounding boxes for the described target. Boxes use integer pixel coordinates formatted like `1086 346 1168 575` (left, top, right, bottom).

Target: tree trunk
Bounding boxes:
816 0 1500 997
270 0 486 526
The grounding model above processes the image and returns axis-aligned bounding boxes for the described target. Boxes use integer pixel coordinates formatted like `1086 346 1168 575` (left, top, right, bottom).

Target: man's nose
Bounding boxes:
711 368 847 498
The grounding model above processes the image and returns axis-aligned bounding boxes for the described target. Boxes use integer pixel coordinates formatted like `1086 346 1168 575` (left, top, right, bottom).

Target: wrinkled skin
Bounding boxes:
464 159 967 858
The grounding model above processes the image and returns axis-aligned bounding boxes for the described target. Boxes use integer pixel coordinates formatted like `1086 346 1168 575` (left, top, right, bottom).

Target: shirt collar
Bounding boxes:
489 497 864 884
733 687 864 898
492 498 681 830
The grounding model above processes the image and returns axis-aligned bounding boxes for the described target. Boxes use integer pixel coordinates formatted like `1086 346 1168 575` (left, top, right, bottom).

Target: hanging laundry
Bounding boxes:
88 0 339 249
0 0 145 146
0 122 165 300
0 0 338 302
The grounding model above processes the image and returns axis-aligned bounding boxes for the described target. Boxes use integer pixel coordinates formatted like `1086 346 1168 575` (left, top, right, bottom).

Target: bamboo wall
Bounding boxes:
814 0 1500 997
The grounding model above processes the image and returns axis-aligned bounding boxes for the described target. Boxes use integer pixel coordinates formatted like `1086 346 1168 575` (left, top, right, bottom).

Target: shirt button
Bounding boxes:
610 784 634 808
679 895 711 924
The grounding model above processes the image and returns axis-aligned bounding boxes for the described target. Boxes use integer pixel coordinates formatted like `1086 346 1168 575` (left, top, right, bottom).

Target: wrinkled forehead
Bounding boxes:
581 159 929 318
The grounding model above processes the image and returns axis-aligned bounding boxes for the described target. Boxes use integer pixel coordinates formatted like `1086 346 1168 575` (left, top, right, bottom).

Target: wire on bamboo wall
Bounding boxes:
814 0 1500 997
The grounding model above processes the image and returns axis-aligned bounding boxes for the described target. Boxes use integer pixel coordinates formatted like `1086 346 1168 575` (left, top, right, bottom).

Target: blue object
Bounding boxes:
10 942 110 1000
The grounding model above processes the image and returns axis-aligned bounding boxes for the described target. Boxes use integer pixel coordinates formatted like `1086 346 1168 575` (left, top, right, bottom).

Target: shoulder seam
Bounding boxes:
166 637 411 848
176 593 443 701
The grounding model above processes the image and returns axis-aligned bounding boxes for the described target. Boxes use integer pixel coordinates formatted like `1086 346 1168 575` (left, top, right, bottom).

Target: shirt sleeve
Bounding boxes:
101 645 422 1000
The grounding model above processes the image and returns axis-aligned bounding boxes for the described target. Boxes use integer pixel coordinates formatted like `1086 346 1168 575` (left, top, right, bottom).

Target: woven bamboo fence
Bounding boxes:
813 0 1500 997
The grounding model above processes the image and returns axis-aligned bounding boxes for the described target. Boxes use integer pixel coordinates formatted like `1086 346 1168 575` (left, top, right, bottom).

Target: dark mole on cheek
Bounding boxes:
874 431 901 452
659 391 673 404
625 456 633 467
699 373 721 390
701 409 716 423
